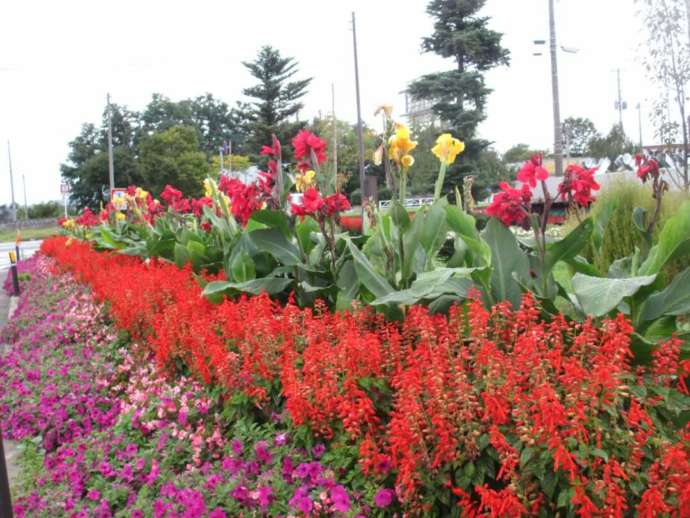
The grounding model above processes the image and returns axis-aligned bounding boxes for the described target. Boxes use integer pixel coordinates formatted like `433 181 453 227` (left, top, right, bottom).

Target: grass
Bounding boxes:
0 224 59 243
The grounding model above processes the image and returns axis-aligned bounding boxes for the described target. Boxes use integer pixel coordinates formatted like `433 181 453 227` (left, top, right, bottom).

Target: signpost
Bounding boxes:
60 182 71 218
110 188 128 211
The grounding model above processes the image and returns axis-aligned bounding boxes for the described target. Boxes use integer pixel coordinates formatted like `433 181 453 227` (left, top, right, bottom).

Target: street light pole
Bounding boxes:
22 174 28 220
548 0 563 176
351 12 366 218
7 141 17 224
107 93 115 196
637 103 644 149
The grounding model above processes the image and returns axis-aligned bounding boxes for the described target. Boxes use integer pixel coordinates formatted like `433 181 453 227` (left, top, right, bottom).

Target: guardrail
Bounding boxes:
378 197 434 210
0 218 56 231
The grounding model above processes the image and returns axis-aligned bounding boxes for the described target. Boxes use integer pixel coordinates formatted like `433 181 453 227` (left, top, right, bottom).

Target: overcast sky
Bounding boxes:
0 0 649 204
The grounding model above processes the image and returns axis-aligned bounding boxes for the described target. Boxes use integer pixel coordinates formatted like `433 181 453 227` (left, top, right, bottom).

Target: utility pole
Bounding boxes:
7 141 17 224
616 69 625 132
331 83 338 193
107 93 115 196
548 0 563 176
685 0 690 48
352 11 366 217
637 102 644 149
22 174 28 220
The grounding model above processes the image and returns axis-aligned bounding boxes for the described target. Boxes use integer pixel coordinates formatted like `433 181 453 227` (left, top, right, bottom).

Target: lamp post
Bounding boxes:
548 0 563 177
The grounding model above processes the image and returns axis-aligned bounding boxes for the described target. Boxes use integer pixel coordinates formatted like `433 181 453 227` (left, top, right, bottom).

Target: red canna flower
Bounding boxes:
322 193 351 216
75 207 100 227
486 182 532 226
517 154 549 188
160 185 183 205
291 187 325 217
559 164 600 206
292 130 327 165
635 154 660 183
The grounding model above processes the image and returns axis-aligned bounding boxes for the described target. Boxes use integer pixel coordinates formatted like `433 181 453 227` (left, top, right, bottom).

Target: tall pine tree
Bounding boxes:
242 46 312 155
408 0 509 198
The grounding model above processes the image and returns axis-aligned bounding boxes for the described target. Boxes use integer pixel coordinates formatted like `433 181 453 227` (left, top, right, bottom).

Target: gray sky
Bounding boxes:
1 0 650 205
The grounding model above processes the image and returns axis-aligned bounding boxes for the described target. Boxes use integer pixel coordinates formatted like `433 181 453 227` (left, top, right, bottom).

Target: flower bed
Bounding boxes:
1 255 372 517
31 236 690 516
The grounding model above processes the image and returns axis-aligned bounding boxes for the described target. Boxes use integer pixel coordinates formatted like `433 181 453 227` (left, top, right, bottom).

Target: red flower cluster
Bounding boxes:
485 182 532 226
291 188 351 219
292 130 327 171
635 154 660 183
75 207 99 227
516 154 549 188
558 164 600 206
218 176 273 226
160 185 192 213
260 134 282 179
41 237 690 516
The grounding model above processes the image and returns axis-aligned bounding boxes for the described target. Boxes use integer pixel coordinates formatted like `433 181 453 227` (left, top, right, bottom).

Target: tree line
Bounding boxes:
62 46 314 209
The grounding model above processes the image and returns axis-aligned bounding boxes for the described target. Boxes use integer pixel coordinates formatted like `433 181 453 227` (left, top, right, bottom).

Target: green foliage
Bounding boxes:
61 106 144 209
307 116 378 196
61 92 249 209
587 124 636 162
16 201 62 220
241 46 312 156
564 180 690 276
407 0 509 199
139 126 210 197
502 143 544 164
562 117 599 156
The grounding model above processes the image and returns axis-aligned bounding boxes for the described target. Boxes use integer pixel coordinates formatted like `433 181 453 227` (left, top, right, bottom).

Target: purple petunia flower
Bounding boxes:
374 488 395 508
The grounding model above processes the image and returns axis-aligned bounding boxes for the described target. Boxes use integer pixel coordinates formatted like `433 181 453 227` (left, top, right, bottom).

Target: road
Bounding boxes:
0 240 42 271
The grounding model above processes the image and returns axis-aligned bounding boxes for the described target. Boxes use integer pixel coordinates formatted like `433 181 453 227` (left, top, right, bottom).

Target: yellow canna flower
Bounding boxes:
62 218 76 229
374 104 393 117
115 212 126 222
295 170 316 193
204 179 213 198
135 187 149 201
388 123 417 166
401 155 415 168
432 133 465 166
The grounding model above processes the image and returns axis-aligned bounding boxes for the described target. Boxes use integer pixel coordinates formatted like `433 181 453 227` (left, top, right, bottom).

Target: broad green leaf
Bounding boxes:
566 255 602 277
481 218 529 308
202 277 292 297
229 250 256 283
250 228 301 266
346 239 394 298
401 212 425 283
446 205 491 266
249 209 291 238
336 260 359 300
591 200 616 250
571 273 657 317
544 219 592 273
371 268 474 306
389 201 411 231
295 217 319 256
639 268 690 321
419 199 449 268
186 240 206 271
639 201 690 275
174 243 190 268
